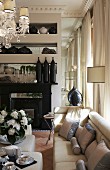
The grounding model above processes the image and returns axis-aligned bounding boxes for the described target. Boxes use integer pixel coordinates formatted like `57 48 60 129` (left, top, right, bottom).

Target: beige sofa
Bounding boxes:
53 106 110 170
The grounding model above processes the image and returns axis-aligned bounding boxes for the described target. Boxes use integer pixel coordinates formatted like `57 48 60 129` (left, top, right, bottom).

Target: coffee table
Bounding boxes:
0 152 43 170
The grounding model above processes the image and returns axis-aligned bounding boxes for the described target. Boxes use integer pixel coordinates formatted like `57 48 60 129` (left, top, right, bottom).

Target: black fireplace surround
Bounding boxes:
0 83 56 129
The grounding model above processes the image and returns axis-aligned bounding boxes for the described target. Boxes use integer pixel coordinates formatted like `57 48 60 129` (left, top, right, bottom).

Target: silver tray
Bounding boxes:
16 155 34 165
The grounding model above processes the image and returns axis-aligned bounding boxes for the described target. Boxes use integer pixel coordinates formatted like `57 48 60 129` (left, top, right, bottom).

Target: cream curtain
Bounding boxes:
93 0 105 116
104 0 110 120
66 40 75 90
81 11 93 108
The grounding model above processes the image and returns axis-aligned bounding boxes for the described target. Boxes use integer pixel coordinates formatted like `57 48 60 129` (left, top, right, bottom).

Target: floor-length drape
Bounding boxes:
81 11 93 108
104 0 110 120
93 0 105 116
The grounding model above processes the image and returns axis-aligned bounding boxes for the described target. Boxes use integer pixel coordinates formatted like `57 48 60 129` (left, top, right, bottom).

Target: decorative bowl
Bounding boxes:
39 27 48 34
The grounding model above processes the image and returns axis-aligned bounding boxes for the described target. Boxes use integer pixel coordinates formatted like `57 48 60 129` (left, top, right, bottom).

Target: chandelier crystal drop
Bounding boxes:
0 0 29 50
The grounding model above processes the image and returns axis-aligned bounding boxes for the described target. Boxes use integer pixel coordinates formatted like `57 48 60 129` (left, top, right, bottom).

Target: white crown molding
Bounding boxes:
17 5 65 13
62 0 95 18
80 0 95 17
17 1 95 18
61 10 82 18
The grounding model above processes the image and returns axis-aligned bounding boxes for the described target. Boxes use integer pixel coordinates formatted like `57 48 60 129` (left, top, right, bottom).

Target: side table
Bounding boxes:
43 113 54 145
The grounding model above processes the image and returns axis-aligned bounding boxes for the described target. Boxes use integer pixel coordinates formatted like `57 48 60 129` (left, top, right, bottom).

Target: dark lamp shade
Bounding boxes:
87 66 105 83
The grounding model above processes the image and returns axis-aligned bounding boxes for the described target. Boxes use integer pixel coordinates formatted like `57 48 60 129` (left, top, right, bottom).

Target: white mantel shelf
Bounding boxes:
0 54 58 63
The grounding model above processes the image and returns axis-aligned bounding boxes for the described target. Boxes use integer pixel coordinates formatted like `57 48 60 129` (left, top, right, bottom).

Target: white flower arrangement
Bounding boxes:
0 109 32 144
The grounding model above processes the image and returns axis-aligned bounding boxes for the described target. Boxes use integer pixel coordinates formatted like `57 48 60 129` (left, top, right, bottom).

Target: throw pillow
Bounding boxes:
75 126 83 139
58 117 79 141
78 123 96 153
71 137 81 155
76 160 86 170
85 140 97 159
87 140 110 170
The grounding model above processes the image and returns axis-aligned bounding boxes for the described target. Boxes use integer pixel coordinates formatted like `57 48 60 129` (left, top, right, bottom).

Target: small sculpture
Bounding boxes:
68 86 83 106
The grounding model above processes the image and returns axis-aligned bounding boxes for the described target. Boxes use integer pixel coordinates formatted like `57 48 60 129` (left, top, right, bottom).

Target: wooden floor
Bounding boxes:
32 131 53 170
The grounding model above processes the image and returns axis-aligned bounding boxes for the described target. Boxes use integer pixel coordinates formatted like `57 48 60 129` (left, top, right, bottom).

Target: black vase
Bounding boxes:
7 46 18 54
0 46 8 54
50 57 57 83
68 86 83 106
18 46 32 54
43 57 49 83
29 25 38 34
36 57 42 82
48 27 57 34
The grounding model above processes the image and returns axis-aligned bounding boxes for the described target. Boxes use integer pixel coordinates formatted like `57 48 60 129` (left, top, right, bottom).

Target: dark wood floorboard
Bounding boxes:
32 131 53 170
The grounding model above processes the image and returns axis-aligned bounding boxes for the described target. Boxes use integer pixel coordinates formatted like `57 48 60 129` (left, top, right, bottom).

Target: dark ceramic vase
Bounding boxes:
7 46 18 54
29 25 38 34
50 57 57 83
48 27 57 34
36 57 42 82
0 46 8 54
18 46 32 54
43 57 49 83
68 86 83 106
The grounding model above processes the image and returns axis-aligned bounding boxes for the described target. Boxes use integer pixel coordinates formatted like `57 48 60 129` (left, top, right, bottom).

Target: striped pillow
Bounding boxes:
59 117 79 140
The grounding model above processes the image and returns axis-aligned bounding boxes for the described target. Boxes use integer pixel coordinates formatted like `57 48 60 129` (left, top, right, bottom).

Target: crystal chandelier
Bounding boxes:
0 0 29 50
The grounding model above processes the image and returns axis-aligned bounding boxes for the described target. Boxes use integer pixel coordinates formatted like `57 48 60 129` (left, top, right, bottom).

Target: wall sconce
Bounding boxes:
87 66 105 83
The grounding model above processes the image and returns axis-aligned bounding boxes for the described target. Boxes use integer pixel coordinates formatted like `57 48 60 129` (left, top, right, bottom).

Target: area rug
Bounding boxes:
32 130 53 170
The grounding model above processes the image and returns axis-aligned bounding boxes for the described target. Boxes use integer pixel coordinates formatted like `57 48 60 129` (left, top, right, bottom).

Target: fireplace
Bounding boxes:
0 83 53 129
10 93 43 129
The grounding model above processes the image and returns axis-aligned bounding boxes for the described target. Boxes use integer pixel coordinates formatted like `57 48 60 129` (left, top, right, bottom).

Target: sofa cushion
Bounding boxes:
78 123 96 153
85 140 97 159
75 126 83 139
76 160 86 170
87 140 110 170
54 140 87 163
55 162 76 170
59 117 79 140
54 132 66 142
71 137 81 155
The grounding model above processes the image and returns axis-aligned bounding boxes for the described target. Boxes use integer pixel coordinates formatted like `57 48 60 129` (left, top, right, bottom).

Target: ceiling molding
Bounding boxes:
61 0 95 18
80 0 95 17
17 5 65 14
17 1 95 18
61 10 82 18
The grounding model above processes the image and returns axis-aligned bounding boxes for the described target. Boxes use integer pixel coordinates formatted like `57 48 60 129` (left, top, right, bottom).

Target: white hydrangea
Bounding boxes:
11 111 18 119
7 119 16 126
1 110 7 117
13 123 20 131
0 114 4 123
21 117 28 126
19 110 26 116
8 128 15 135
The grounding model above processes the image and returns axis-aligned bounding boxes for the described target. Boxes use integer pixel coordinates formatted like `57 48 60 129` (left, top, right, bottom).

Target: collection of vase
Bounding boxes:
0 46 32 54
29 25 57 34
36 57 57 83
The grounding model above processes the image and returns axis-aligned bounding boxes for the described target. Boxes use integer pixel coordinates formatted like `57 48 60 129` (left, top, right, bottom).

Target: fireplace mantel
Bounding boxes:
0 83 57 129
0 83 57 113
